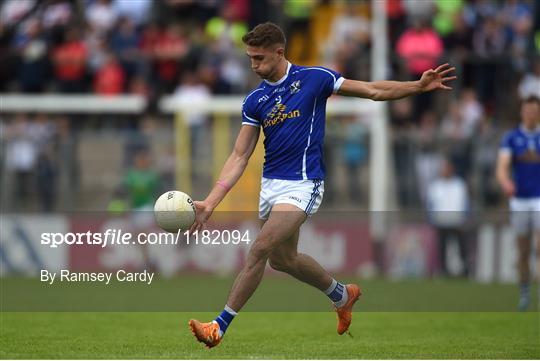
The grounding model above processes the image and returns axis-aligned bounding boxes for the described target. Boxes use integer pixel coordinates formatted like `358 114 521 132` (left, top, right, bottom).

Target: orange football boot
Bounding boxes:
188 319 222 348
335 284 362 335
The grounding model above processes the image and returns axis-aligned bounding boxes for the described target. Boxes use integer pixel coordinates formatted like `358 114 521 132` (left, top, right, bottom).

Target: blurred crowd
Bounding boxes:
0 0 261 97
1 0 539 213
2 0 537 99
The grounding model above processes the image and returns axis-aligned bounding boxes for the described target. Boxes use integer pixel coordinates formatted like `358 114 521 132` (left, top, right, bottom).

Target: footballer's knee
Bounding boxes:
268 258 292 273
248 234 277 263
268 254 297 273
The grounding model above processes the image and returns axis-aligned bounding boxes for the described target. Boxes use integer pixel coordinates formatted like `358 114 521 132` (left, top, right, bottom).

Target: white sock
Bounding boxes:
324 279 349 307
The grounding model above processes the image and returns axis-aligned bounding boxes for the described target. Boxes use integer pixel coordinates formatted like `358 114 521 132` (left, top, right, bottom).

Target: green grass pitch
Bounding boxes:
1 277 539 359
1 312 538 359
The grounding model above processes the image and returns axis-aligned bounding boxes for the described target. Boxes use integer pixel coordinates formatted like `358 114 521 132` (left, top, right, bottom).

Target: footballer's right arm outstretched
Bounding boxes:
190 125 260 232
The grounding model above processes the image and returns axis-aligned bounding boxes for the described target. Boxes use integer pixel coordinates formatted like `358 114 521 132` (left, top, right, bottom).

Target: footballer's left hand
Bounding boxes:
419 63 457 92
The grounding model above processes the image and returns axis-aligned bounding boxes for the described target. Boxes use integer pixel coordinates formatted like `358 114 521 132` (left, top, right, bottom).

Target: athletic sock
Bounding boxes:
214 305 237 337
324 279 349 308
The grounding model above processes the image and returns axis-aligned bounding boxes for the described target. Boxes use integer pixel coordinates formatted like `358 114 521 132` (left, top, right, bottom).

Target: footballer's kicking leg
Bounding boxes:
268 227 332 290
268 217 361 335
189 203 306 348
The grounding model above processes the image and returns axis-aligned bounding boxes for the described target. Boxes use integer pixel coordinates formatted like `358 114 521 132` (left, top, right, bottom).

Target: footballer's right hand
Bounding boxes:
189 200 214 233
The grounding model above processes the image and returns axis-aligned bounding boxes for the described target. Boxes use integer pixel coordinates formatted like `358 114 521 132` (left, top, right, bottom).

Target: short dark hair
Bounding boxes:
242 22 286 48
523 95 540 107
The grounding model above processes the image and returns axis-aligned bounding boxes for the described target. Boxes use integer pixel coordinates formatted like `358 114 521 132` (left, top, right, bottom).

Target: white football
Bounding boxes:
154 190 196 232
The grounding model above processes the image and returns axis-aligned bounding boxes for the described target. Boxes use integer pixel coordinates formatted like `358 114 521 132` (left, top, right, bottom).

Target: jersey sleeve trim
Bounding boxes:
499 148 512 156
242 87 263 127
243 112 259 123
242 111 260 127
333 77 345 93
242 122 260 128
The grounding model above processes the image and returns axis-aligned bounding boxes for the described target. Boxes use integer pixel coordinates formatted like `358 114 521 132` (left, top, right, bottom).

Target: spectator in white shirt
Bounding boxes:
4 114 38 210
427 157 470 277
174 72 211 180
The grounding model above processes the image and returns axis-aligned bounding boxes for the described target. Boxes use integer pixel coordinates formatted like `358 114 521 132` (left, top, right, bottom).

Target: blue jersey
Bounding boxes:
500 126 540 198
241 62 344 180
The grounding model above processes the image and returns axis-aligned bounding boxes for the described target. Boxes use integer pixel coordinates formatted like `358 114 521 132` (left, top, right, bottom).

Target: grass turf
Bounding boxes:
1 312 538 359
2 276 538 312
2 277 539 358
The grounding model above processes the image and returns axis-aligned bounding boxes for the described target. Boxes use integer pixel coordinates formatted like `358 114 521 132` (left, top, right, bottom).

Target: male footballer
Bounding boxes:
496 96 540 311
188 22 456 348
